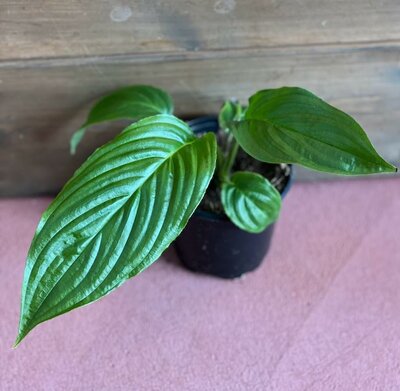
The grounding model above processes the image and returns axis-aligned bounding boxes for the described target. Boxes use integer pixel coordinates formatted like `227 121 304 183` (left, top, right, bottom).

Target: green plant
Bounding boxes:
15 85 397 345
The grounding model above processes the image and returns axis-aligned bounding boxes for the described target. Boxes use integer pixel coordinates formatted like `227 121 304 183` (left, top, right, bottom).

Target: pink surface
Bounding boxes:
1 178 399 390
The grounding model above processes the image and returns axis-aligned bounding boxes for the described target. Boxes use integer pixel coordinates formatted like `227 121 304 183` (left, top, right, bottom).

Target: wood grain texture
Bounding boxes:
1 43 399 195
1 0 400 60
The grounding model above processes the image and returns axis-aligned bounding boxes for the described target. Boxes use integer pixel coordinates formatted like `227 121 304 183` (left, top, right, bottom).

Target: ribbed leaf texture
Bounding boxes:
221 171 281 233
233 87 397 175
17 114 216 345
70 85 173 154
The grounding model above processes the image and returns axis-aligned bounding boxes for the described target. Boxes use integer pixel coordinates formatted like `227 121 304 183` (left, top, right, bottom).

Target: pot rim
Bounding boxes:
187 116 294 222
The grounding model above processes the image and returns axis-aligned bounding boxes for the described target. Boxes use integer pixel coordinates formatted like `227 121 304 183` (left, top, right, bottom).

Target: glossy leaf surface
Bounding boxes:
221 171 281 233
233 87 396 175
17 114 216 344
70 85 173 153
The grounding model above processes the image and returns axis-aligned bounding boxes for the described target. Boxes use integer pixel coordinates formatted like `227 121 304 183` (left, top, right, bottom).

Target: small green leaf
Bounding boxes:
233 87 397 175
218 100 237 131
17 114 216 345
221 171 281 233
218 100 245 131
70 85 173 154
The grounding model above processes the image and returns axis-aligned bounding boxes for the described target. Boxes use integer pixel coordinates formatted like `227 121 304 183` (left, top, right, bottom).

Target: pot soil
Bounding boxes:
174 117 293 279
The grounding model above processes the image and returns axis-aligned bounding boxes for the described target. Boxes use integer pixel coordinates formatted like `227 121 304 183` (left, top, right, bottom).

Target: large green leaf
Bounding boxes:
233 87 397 175
221 171 281 233
70 85 173 154
17 114 216 345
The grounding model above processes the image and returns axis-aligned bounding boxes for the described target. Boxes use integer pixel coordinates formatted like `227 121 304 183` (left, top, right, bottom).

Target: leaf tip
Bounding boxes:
14 314 34 347
382 160 398 174
70 127 86 155
69 138 78 155
13 332 25 348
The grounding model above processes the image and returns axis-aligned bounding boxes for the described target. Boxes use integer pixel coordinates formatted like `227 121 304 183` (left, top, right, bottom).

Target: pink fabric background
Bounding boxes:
1 178 399 390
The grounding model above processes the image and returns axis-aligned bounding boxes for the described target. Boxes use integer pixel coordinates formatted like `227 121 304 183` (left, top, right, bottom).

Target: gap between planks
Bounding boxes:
1 39 400 69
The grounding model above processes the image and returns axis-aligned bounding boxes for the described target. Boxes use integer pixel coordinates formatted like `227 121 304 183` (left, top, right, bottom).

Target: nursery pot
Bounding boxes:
174 117 293 279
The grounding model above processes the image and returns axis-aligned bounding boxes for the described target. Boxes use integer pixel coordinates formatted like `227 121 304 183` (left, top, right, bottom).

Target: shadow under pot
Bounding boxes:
174 117 293 279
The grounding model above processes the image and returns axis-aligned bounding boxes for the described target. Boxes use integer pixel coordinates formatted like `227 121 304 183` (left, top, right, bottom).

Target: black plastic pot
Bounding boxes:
174 117 293 279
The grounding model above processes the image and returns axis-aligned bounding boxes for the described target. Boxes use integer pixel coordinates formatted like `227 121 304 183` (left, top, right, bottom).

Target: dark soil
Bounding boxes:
200 147 291 215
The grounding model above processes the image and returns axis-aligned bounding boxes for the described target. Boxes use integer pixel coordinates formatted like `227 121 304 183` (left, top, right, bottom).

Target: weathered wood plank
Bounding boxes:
1 44 399 195
1 0 400 60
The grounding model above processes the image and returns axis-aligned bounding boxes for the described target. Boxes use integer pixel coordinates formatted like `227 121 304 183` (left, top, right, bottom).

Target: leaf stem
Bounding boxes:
220 138 239 182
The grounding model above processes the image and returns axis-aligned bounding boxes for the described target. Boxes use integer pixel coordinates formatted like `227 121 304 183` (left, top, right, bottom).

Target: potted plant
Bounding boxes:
15 85 396 345
174 116 293 279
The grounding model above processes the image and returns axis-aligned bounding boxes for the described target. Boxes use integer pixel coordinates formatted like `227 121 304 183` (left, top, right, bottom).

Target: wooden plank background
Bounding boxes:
1 0 399 195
